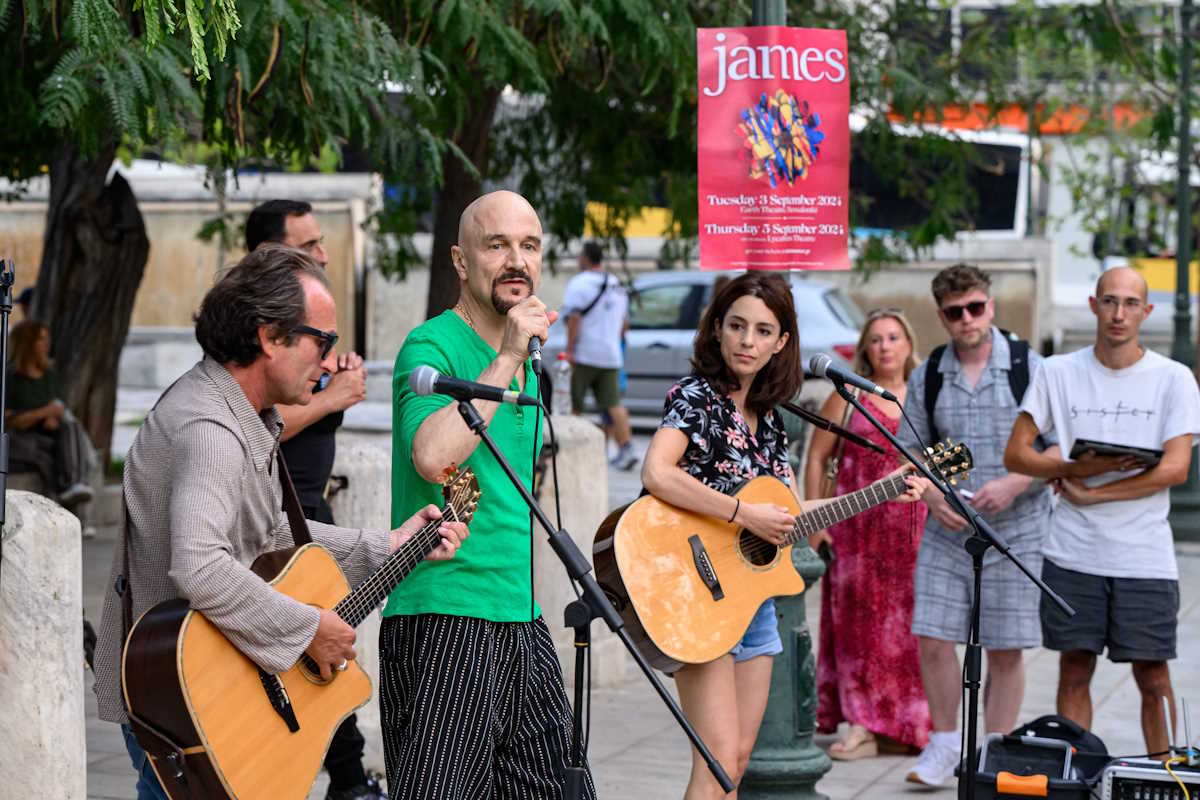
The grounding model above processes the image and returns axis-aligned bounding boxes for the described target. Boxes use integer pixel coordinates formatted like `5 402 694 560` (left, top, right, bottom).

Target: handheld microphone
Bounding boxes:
808 354 899 402
409 365 542 407
528 335 543 374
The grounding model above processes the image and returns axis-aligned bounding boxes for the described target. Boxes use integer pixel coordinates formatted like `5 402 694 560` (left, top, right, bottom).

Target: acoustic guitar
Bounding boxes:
121 468 481 800
593 443 972 672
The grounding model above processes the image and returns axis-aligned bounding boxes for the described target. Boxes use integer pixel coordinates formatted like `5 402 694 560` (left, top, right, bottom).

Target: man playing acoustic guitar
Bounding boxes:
92 245 468 800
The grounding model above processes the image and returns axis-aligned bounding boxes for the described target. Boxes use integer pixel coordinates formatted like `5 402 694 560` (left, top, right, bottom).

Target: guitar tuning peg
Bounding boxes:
950 477 958 485
934 442 945 452
926 446 935 455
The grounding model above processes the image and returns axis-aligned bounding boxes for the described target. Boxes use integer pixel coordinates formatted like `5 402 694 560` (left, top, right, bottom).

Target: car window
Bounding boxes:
628 284 698 329
823 288 865 328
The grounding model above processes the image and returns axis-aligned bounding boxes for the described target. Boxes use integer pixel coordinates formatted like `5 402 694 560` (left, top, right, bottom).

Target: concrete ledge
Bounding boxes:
0 491 85 799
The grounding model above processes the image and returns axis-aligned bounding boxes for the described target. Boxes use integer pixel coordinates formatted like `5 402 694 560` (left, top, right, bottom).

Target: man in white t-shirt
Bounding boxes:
1004 266 1200 756
562 241 636 469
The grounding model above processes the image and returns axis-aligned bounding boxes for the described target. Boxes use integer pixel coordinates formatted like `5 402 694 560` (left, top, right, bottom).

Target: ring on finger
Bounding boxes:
336 659 348 672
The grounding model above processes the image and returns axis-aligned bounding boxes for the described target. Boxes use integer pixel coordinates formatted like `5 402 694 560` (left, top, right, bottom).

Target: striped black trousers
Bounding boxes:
380 614 596 800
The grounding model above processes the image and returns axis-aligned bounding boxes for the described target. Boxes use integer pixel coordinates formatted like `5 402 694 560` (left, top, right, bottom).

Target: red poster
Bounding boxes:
697 26 850 271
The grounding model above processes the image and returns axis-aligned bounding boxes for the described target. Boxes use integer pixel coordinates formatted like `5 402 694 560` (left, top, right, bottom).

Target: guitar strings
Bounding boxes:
335 480 478 625
736 475 907 563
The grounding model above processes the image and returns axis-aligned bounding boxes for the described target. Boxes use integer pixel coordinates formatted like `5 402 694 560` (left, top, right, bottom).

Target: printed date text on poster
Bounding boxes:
697 27 850 271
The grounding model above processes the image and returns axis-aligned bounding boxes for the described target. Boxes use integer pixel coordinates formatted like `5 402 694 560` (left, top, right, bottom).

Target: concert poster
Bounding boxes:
696 26 850 271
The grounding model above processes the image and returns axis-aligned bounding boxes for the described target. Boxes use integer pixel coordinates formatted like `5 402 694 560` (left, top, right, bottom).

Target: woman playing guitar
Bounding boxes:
640 272 926 798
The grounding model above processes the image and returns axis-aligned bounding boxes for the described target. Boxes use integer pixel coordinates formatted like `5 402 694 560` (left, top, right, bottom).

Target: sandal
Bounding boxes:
829 726 878 761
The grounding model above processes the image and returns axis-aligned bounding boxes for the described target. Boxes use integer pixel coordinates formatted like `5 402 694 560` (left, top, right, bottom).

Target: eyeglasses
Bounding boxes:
1097 296 1144 312
940 300 988 321
292 324 338 359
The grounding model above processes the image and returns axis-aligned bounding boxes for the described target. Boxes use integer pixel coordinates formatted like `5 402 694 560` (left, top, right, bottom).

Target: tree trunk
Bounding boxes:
32 143 150 467
425 88 504 320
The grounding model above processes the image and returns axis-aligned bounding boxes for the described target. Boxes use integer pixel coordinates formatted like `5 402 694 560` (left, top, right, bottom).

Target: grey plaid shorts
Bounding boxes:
911 533 1044 649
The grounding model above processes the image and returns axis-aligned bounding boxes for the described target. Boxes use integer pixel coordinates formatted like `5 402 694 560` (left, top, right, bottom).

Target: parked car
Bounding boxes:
543 271 865 416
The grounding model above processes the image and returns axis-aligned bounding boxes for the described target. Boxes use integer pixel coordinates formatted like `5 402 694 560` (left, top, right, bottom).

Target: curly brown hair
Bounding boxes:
931 263 991 306
691 272 802 414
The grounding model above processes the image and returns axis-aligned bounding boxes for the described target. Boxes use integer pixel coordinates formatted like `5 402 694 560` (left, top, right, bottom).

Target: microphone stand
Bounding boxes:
780 400 885 455
453 399 735 797
0 260 13 589
828 379 1073 800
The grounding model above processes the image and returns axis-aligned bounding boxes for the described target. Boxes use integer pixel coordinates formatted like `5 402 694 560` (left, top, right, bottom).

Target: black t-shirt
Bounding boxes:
7 369 58 413
280 408 343 507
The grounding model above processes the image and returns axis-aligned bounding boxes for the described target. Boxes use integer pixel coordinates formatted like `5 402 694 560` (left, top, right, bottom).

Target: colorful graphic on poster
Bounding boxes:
698 27 850 271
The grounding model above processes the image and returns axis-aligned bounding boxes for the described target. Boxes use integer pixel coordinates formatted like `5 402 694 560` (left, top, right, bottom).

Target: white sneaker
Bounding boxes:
58 482 94 506
906 735 962 787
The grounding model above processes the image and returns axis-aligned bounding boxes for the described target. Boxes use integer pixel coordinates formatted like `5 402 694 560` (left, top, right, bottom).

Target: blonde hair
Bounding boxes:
854 309 920 380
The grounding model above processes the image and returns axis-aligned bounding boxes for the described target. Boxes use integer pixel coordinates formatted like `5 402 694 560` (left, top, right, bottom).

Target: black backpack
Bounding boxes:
924 328 1031 443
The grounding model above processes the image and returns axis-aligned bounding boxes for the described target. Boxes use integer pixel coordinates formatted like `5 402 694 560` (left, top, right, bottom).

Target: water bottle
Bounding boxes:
551 353 572 416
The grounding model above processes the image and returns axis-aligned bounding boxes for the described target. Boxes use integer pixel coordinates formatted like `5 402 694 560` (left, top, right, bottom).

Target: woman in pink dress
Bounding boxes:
804 308 931 760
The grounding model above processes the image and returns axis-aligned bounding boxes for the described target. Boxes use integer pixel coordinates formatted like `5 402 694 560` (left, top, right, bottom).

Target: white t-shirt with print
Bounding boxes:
561 271 627 369
1020 346 1200 579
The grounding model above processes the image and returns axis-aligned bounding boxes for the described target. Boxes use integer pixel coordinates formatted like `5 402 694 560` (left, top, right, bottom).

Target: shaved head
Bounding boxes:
1095 266 1148 301
451 189 544 320
457 190 540 248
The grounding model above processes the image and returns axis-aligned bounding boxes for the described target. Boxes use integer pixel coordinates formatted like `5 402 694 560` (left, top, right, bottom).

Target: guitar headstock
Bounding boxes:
923 440 974 486
441 467 481 526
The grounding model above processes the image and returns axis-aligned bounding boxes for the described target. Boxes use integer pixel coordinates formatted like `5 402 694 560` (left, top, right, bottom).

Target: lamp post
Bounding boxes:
1169 0 1200 540
739 2 833 796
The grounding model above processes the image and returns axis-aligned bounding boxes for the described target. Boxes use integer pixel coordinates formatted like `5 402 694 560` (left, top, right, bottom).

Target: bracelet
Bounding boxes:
728 498 740 523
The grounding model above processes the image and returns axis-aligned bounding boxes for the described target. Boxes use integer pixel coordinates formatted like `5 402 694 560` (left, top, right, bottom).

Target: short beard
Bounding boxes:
490 269 533 315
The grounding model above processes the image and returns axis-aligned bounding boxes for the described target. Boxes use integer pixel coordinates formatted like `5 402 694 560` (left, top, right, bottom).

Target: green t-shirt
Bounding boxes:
7 369 58 414
385 310 542 622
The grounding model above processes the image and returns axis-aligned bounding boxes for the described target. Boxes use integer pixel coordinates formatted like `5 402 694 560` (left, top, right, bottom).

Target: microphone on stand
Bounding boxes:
528 335 543 374
409 365 542 407
808 354 899 402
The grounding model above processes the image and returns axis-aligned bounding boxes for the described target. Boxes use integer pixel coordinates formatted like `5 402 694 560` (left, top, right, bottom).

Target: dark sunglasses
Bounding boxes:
292 324 338 359
940 300 987 322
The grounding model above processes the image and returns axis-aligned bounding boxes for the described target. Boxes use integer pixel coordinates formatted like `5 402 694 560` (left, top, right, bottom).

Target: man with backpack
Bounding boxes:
897 264 1055 787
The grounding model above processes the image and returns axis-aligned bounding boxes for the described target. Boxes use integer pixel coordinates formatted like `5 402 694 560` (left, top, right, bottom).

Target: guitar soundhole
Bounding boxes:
737 530 778 567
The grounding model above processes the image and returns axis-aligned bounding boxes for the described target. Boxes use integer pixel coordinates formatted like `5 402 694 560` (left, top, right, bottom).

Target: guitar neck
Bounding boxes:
788 473 908 544
333 508 449 628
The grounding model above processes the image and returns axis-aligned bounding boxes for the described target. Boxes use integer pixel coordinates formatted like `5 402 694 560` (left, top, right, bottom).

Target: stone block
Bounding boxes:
0 490 85 799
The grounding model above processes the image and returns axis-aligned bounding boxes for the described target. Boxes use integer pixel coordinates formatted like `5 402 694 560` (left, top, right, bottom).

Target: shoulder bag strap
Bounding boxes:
277 450 313 547
576 273 611 318
924 345 946 444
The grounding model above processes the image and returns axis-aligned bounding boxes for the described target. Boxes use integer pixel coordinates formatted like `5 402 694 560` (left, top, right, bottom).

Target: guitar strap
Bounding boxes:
277 449 313 548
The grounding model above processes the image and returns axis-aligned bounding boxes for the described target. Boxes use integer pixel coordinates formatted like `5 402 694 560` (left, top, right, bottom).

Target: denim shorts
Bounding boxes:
730 599 783 662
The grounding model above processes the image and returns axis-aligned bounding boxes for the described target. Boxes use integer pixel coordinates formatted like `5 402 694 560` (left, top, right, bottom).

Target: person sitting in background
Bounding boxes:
5 320 95 508
804 308 931 760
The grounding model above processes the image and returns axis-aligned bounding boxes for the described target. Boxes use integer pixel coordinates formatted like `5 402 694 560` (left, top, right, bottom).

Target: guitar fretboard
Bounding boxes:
333 504 459 628
787 473 909 544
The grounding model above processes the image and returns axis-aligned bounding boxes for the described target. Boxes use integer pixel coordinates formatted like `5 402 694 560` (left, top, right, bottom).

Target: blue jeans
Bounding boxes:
120 723 171 800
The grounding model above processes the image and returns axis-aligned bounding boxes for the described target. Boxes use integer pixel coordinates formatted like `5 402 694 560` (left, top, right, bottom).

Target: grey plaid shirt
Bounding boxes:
898 328 1052 558
93 358 391 724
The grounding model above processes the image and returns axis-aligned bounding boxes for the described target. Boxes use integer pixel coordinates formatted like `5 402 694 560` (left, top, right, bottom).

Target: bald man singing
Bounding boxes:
383 191 595 798
1004 266 1200 755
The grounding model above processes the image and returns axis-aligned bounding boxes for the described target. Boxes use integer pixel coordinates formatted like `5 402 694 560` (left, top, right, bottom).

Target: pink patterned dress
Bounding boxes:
816 395 931 748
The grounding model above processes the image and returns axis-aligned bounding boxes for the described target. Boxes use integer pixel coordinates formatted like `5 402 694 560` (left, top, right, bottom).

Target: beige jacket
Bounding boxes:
93 358 390 724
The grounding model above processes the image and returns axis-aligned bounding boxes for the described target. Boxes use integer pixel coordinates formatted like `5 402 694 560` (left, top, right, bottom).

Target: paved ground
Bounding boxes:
88 417 1200 798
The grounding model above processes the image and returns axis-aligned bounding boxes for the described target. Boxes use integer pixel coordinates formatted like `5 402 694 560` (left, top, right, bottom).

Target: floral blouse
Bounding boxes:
661 374 791 496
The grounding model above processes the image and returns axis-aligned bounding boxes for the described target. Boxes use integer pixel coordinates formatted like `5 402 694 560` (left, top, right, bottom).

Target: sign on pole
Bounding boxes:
697 26 850 270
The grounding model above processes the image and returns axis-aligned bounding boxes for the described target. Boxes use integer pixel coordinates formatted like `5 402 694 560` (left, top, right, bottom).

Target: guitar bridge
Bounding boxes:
258 668 300 733
688 535 724 601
